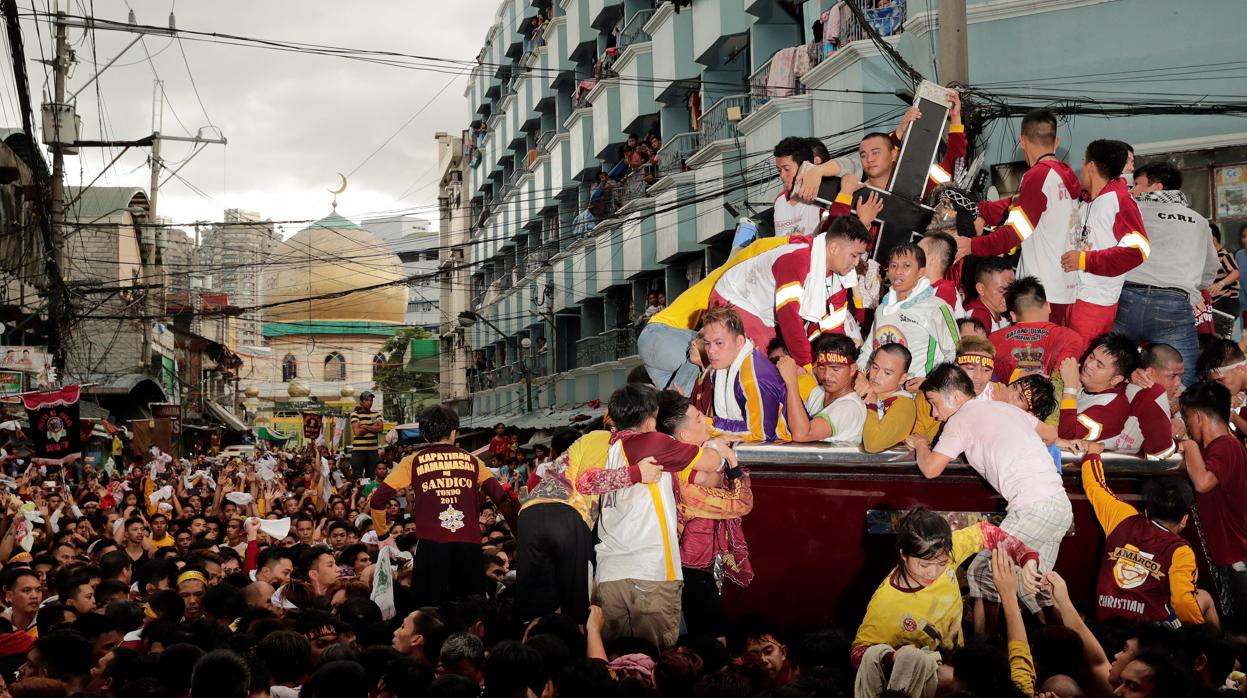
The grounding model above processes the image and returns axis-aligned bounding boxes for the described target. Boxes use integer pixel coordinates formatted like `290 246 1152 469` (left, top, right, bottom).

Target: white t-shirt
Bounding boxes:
805 390 867 444
773 192 826 237
932 400 1066 509
594 439 683 584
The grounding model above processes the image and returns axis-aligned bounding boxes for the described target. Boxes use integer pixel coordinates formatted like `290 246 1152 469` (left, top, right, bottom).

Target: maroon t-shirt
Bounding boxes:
1197 435 1247 565
1094 514 1187 624
374 443 506 544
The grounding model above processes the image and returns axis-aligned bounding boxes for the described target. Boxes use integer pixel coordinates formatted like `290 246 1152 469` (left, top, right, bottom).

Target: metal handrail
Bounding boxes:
698 94 752 147
602 327 638 360
615 164 654 207
537 129 556 153
575 335 607 367
655 132 698 175
617 9 656 53
837 0 908 45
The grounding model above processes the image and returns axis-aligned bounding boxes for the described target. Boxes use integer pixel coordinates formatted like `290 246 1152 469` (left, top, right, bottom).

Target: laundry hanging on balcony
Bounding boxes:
764 45 818 101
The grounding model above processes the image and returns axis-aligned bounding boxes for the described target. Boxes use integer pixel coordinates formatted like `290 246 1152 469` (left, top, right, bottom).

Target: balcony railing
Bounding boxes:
615 164 655 208
572 78 599 109
698 95 752 148
750 43 823 111
617 9 656 54
575 336 607 367
537 129 556 154
836 0 908 46
602 327 638 360
655 132 698 176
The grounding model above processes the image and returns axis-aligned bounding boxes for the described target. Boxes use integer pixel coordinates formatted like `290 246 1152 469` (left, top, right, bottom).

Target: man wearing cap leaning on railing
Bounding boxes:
775 333 867 444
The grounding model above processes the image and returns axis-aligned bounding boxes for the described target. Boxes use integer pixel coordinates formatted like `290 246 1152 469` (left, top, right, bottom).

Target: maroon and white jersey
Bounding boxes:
1099 384 1178 460
1074 177 1150 307
962 298 1010 334
1060 383 1130 443
973 159 1083 304
713 235 851 367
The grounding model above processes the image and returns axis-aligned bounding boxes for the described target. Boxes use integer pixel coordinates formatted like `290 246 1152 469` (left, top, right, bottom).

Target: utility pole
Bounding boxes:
50 6 68 260
937 0 969 86
45 11 227 377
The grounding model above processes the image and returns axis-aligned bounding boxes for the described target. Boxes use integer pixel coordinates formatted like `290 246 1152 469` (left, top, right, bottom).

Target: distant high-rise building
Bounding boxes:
361 213 440 330
160 227 195 296
200 210 280 347
436 131 471 415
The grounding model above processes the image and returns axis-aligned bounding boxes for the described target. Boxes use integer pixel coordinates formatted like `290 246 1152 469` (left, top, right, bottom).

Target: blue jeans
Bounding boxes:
1112 284 1199 387
637 322 701 396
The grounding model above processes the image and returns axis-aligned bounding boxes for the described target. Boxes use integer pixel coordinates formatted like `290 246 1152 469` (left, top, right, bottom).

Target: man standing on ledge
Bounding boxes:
350 391 384 480
370 405 510 607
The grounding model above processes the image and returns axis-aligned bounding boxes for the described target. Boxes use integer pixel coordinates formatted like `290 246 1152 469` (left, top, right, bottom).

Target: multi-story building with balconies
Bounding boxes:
460 0 1245 427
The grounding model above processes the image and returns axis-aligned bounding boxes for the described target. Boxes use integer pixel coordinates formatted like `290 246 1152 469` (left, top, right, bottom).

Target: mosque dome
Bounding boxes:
263 212 408 326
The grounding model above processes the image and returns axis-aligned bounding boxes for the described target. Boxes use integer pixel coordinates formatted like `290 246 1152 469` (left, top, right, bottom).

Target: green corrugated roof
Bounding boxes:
64 186 149 220
263 320 405 338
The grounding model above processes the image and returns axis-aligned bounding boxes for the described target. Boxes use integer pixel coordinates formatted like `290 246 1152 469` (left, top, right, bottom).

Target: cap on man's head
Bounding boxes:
359 391 374 401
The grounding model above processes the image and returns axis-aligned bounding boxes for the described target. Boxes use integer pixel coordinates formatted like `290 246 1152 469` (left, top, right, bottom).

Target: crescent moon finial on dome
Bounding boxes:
329 173 348 210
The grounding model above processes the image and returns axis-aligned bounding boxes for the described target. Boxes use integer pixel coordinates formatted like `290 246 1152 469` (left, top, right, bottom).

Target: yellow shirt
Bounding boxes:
519 430 611 529
150 535 174 550
650 236 791 331
796 374 818 405
863 393 916 453
853 524 989 654
1009 640 1036 695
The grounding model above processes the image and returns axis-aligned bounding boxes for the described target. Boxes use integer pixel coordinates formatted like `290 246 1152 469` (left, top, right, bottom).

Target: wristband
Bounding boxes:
1063 387 1078 395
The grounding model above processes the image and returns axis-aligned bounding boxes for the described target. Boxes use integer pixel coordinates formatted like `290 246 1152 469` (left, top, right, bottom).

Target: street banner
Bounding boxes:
303 412 323 441
0 371 22 398
150 403 183 435
0 346 50 373
21 384 82 466
130 418 176 458
331 416 347 453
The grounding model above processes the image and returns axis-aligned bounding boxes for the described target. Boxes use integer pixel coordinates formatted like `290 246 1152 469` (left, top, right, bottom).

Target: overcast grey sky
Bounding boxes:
10 0 499 235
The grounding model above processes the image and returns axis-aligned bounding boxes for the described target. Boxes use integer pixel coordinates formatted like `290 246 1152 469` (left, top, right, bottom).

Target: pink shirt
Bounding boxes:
933 400 1066 509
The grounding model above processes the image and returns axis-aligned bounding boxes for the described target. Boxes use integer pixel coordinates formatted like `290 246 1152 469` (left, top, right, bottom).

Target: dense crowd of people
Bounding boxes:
0 90 1242 698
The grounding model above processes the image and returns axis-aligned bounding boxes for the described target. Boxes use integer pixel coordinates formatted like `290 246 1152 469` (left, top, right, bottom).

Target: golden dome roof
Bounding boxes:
263 213 408 325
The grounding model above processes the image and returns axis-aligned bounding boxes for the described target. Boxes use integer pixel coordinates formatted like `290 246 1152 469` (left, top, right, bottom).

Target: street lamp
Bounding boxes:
458 311 534 413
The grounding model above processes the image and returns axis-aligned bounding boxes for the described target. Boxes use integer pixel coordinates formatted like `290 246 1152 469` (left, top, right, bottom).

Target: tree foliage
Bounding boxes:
373 327 438 422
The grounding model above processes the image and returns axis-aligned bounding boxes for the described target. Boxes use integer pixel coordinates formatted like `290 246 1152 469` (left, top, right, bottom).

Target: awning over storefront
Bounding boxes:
78 373 167 421
460 413 518 430
204 400 249 432
461 405 606 431
82 373 167 401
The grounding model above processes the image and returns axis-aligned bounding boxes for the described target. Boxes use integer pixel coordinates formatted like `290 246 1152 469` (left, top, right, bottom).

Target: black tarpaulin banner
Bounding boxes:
303 412 323 441
21 385 82 466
